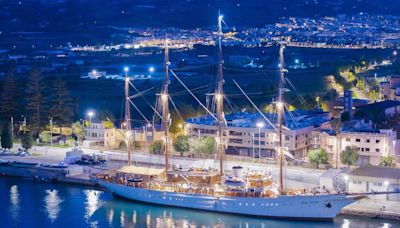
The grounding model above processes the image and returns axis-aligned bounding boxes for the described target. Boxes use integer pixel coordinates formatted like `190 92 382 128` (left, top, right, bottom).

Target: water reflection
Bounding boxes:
89 198 400 228
84 190 102 220
9 185 20 221
44 189 63 222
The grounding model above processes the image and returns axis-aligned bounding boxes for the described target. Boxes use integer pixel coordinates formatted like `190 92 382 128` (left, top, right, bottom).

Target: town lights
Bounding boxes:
92 69 97 75
149 66 155 73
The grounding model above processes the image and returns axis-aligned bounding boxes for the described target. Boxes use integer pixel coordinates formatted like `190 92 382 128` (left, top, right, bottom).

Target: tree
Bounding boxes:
133 141 141 150
198 137 216 155
331 118 342 168
380 156 396 167
49 77 74 135
1 123 13 150
307 148 328 168
39 131 51 144
174 135 189 156
150 141 162 154
26 67 47 135
0 71 18 119
71 121 85 143
20 132 33 151
341 146 359 167
102 120 114 129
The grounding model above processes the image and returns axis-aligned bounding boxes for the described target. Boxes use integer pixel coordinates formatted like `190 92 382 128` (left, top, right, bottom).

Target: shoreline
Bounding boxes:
0 164 399 222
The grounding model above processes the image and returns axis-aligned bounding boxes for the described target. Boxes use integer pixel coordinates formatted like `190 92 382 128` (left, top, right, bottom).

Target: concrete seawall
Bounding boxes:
0 165 96 186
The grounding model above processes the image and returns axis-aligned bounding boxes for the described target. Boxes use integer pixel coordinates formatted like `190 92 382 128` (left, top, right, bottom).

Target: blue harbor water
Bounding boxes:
0 177 399 228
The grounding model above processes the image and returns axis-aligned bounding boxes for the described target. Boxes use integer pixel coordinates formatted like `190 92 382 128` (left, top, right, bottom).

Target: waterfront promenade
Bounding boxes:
0 145 399 221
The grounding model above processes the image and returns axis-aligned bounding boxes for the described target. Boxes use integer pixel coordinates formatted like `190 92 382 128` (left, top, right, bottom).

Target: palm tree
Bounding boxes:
331 117 342 169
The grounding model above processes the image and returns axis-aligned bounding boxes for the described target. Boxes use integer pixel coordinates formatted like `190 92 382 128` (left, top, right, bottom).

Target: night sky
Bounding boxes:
1 0 400 32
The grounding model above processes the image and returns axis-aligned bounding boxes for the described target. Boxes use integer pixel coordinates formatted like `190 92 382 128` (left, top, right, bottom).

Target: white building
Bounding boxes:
185 110 331 158
85 121 105 144
380 75 400 100
104 126 164 150
347 166 400 201
313 119 397 166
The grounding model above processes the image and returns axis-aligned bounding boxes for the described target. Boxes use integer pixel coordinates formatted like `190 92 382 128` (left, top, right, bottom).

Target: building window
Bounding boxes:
366 139 370 143
346 138 350 142
376 140 380 143
365 148 370 152
376 148 380 152
229 139 243 144
356 138 360 142
373 182 383 187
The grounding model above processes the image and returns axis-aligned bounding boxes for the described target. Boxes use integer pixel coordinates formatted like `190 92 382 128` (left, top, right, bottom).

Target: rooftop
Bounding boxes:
349 166 400 179
356 100 400 113
185 110 330 130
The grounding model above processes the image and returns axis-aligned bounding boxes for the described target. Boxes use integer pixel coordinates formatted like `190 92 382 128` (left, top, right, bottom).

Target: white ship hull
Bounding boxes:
99 181 360 220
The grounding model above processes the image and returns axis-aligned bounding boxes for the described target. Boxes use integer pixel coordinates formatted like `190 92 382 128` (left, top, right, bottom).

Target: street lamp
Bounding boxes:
49 117 53 147
88 111 94 139
252 133 255 158
256 122 264 159
149 66 155 73
124 66 129 77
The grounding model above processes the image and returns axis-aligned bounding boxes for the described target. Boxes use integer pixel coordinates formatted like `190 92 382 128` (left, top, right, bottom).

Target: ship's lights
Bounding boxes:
256 122 265 128
276 101 284 109
161 93 168 101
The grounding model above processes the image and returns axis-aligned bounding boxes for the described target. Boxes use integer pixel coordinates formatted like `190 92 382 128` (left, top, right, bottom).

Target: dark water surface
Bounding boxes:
0 177 399 228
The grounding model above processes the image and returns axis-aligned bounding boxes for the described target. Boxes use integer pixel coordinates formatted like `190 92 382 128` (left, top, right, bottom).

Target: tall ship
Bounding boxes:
96 14 364 220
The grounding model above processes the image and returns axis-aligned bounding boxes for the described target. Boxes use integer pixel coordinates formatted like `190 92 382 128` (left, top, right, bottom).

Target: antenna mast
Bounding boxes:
124 68 132 166
162 38 171 176
277 44 286 193
216 13 225 179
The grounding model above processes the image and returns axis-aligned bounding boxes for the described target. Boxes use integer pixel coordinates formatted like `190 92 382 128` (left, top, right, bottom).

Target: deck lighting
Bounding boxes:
215 93 222 101
161 93 168 101
276 102 284 110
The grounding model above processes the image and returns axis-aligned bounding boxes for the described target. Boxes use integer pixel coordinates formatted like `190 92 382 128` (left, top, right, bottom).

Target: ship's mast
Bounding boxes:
277 44 286 193
162 38 171 176
124 69 132 166
216 13 225 178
